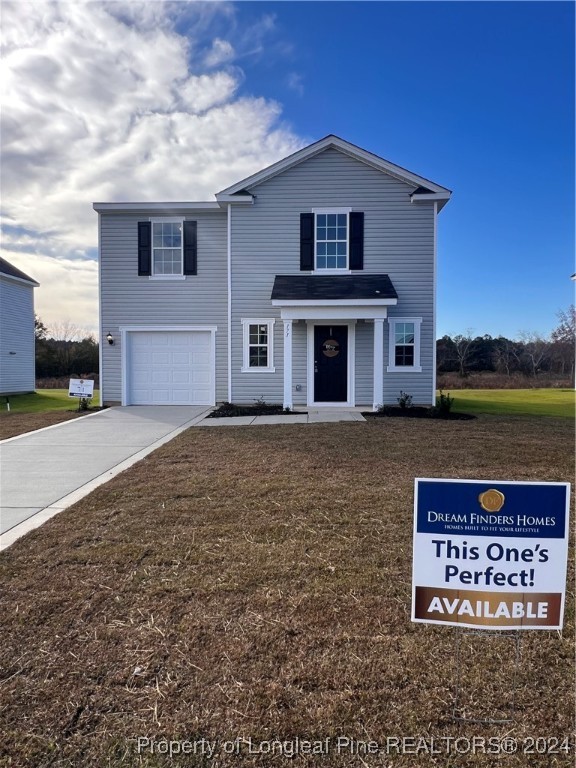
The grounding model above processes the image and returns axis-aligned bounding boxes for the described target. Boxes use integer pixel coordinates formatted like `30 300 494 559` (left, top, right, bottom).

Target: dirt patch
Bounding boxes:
0 416 573 766
0 410 96 440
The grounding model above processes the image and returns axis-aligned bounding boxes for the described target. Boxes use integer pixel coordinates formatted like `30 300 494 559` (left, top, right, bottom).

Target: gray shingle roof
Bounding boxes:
271 274 398 301
0 258 38 286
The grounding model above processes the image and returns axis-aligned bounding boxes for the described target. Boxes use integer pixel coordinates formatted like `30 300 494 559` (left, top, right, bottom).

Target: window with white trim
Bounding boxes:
387 318 422 372
152 219 183 275
315 209 349 270
241 319 275 372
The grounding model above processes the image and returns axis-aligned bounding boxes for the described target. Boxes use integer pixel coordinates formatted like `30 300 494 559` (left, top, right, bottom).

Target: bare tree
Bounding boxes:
551 306 575 384
43 320 98 377
518 331 550 377
493 336 522 376
452 330 475 377
47 320 90 342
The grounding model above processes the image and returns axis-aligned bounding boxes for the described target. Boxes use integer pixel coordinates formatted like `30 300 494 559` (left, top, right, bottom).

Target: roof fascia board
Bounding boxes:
218 135 451 196
0 272 40 287
279 306 393 321
272 298 398 307
215 194 254 205
410 192 451 201
217 139 329 196
411 191 451 212
329 142 451 194
92 202 220 212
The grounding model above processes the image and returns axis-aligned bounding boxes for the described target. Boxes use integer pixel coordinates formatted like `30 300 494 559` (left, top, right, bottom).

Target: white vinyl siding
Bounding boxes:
0 277 36 394
354 322 374 405
100 209 227 404
230 148 435 405
99 147 438 407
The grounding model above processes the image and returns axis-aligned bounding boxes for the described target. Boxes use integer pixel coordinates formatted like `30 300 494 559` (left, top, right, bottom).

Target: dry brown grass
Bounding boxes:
0 416 574 767
0 411 90 441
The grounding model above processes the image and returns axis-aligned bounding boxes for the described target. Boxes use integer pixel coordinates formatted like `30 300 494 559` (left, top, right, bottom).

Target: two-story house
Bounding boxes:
93 135 451 410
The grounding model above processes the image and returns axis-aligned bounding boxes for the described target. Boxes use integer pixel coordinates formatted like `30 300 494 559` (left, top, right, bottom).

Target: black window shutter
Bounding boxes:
349 211 364 270
138 222 151 276
183 220 197 275
300 213 314 271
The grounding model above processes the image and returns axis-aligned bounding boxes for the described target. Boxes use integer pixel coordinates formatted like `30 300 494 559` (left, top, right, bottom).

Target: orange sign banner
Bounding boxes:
414 586 562 628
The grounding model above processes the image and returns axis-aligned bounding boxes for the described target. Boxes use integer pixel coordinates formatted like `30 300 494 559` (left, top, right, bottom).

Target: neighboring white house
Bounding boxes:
94 135 451 409
0 258 40 395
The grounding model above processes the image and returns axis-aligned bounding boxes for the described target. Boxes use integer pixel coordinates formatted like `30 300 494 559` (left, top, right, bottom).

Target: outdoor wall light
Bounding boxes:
106 333 114 345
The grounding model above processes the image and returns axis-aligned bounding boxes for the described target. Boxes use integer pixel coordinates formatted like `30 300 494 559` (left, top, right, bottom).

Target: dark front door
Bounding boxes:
314 325 348 402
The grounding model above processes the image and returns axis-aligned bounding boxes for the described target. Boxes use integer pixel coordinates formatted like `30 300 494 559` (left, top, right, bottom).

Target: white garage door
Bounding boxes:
127 330 214 405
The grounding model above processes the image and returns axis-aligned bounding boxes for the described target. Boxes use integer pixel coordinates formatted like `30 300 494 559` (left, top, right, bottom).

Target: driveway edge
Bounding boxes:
0 407 211 551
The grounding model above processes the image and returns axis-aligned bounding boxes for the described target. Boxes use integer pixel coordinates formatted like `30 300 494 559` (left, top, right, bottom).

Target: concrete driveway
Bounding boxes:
0 406 210 548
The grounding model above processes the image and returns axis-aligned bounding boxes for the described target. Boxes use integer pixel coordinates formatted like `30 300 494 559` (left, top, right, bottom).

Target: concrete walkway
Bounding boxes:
197 408 367 426
0 405 367 550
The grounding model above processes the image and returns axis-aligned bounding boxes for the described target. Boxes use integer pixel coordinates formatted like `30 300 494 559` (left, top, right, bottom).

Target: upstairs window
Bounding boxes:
152 220 182 275
300 210 363 271
138 219 197 277
315 212 348 270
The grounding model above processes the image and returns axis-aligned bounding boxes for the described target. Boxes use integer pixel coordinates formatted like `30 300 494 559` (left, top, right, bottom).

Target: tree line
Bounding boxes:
437 307 575 382
35 306 575 382
35 317 99 379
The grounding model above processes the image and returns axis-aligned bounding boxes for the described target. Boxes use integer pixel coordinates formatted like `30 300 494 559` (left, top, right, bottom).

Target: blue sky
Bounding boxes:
2 1 574 339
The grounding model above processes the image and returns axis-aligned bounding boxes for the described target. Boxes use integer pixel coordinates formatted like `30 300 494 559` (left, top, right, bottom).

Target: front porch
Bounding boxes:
271 274 399 412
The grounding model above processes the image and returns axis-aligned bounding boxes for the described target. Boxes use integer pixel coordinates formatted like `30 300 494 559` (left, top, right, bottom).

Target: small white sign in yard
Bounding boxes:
68 379 94 399
412 478 570 630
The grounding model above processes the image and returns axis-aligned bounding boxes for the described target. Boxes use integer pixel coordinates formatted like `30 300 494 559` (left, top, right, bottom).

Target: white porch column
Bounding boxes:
373 318 385 411
283 319 293 410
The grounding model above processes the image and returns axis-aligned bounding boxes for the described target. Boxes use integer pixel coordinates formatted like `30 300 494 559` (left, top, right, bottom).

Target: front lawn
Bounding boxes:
0 389 98 413
446 388 575 418
0 415 573 766
0 389 101 440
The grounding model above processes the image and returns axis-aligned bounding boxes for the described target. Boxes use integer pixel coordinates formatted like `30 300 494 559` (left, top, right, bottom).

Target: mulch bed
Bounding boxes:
209 404 474 420
363 406 476 420
208 402 306 418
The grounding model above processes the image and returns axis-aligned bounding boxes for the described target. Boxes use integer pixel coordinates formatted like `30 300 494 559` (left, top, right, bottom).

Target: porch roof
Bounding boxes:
271 274 398 302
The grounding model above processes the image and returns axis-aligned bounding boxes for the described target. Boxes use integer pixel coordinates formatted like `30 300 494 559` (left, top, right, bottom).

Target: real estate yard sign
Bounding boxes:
68 379 94 398
412 479 570 630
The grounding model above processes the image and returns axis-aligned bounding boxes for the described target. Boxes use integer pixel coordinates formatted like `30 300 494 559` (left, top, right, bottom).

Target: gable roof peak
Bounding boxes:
217 134 451 206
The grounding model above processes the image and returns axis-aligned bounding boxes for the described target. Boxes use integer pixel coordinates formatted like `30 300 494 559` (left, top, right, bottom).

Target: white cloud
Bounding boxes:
204 37 235 68
287 72 304 96
1 0 304 332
